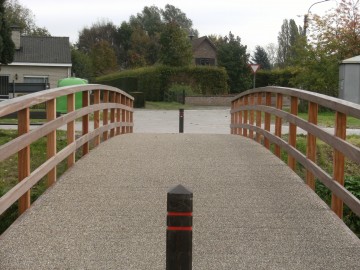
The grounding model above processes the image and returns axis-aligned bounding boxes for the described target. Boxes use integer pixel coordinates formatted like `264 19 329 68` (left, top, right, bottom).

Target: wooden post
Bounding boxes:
249 94 255 139
93 90 101 146
130 100 134 133
243 96 248 137
103 90 109 141
288 96 298 171
231 101 235 134
264 92 271 149
110 92 116 138
67 93 75 168
274 93 283 158
238 98 243 136
331 111 347 218
116 93 121 135
306 102 318 190
18 108 30 214
82 91 89 155
255 93 262 143
121 95 126 134
47 99 57 187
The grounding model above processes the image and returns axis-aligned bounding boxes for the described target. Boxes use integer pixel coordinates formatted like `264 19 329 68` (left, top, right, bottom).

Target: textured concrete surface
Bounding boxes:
1 134 359 269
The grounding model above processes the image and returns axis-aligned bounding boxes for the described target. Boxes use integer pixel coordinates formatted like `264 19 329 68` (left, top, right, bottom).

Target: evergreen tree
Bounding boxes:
0 0 15 64
216 32 251 92
159 22 192 66
252 45 271 70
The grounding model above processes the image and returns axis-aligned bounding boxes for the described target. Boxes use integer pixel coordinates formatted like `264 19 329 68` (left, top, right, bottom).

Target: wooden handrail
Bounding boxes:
230 86 360 219
0 84 134 216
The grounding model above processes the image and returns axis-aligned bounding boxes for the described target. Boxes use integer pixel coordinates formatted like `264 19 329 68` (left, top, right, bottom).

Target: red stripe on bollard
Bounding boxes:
167 226 192 231
168 212 192 217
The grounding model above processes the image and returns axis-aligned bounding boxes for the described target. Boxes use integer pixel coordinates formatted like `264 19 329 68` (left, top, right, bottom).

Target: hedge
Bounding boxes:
95 65 229 101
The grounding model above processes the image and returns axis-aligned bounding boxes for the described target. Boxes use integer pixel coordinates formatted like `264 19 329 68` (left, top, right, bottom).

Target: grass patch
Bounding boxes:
0 129 81 235
273 134 360 237
145 101 193 110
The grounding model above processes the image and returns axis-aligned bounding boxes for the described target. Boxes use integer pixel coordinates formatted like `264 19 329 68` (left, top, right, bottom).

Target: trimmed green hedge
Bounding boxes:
95 65 229 101
255 68 299 88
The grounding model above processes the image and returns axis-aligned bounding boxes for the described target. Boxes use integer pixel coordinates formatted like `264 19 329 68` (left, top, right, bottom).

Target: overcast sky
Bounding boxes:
18 0 337 54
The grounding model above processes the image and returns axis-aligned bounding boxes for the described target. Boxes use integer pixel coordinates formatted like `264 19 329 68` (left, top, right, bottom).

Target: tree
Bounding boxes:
310 0 360 59
71 48 94 79
89 40 118 76
265 43 277 68
161 4 198 36
159 22 193 66
77 20 118 54
4 0 50 36
252 46 271 70
277 19 301 67
216 32 251 93
0 0 15 64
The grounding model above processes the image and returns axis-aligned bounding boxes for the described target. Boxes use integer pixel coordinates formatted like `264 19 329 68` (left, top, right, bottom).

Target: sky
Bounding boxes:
18 0 337 54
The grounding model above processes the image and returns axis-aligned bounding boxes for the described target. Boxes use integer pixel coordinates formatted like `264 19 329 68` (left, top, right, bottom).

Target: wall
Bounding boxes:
1 65 71 89
185 95 235 106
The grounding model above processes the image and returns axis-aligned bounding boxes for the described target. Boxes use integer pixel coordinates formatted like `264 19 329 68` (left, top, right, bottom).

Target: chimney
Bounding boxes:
11 26 21 50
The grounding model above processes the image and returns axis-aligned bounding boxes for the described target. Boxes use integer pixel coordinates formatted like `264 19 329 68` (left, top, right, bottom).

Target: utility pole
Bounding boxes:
303 0 330 36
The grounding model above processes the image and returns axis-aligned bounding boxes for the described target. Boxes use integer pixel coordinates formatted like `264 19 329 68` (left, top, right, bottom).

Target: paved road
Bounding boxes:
1 107 359 135
1 134 359 269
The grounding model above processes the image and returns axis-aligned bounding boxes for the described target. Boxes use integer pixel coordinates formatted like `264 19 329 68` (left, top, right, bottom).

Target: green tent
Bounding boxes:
56 77 88 113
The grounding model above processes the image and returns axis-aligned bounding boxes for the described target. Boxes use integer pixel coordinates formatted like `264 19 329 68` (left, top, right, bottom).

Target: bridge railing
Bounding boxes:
0 84 134 216
230 86 360 219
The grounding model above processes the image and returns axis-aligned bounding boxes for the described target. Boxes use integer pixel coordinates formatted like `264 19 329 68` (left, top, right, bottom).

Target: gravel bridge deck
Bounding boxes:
1 134 359 269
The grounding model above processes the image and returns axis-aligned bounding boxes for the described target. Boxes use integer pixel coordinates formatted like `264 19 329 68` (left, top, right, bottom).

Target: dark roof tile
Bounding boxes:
14 36 71 64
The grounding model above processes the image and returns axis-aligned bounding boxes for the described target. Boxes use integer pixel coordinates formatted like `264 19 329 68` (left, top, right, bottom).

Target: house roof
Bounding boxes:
191 36 217 51
341 55 360 64
14 36 71 64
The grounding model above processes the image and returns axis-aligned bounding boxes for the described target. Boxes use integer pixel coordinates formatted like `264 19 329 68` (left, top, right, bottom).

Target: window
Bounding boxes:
24 76 48 84
195 58 215 66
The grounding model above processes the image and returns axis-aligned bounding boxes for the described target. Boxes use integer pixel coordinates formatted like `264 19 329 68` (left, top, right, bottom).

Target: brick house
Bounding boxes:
0 27 71 98
191 36 217 66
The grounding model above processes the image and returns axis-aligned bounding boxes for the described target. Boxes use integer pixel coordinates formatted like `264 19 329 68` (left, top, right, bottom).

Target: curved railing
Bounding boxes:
0 84 134 216
230 86 360 219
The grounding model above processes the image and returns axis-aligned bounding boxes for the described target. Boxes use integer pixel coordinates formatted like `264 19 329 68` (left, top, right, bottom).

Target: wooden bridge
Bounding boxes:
0 85 359 269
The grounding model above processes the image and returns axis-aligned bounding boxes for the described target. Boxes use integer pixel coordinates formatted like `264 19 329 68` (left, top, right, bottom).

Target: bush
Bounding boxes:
95 65 229 101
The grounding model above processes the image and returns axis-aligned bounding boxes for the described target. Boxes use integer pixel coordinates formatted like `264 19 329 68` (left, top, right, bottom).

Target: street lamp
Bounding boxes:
304 0 330 36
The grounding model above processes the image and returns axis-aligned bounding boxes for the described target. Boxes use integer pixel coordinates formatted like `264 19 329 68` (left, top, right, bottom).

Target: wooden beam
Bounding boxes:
82 91 89 155
288 96 298 171
243 96 248 137
17 108 30 214
93 90 101 146
249 94 255 139
116 93 121 135
110 92 116 138
46 99 57 187
331 111 347 218
264 92 271 149
67 93 75 168
255 93 262 143
103 90 109 140
306 102 318 190
274 93 283 158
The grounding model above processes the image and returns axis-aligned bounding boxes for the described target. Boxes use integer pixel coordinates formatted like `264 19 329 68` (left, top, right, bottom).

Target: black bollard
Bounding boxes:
179 109 184 133
166 184 193 270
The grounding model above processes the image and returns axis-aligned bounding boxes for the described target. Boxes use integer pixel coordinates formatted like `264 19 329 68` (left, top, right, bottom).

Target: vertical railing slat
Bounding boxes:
306 102 318 190
331 111 347 218
231 101 235 134
116 93 121 135
130 99 134 133
82 90 89 155
274 93 283 158
46 99 57 187
288 96 298 171
264 93 271 149
243 96 248 137
110 92 116 138
93 90 101 146
67 93 75 168
249 94 255 139
17 108 30 214
255 93 262 143
121 95 126 134
103 90 109 141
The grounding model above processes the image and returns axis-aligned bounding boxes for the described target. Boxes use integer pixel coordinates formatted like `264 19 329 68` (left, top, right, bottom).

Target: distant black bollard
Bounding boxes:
166 184 193 270
179 109 184 133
